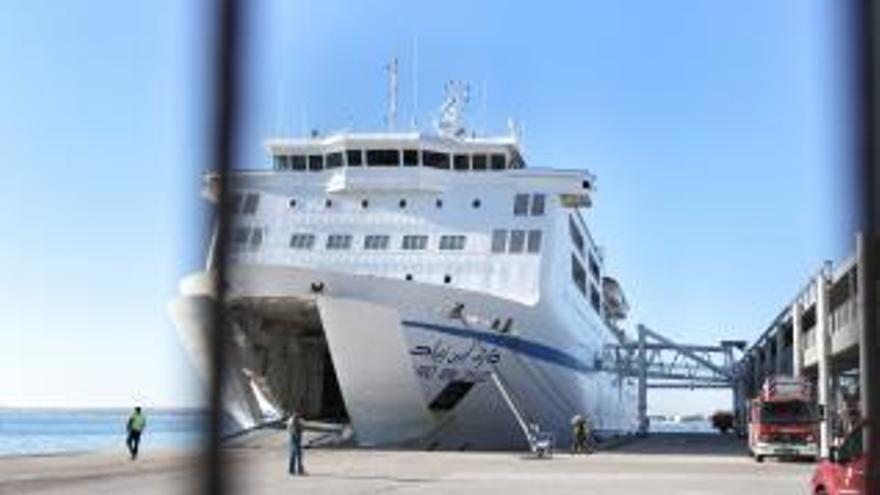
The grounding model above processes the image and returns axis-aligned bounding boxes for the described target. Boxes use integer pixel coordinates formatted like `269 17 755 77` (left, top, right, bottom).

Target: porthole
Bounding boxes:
472 199 481 209
443 275 452 284
435 198 443 208
399 199 407 209
325 199 333 208
405 274 413 281
288 198 297 208
361 199 369 209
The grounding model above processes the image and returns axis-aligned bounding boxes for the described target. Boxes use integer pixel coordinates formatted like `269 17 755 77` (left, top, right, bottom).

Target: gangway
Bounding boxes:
490 369 554 457
606 324 746 434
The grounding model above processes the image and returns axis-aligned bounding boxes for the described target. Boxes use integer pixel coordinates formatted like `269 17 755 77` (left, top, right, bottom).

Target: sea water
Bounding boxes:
0 409 206 457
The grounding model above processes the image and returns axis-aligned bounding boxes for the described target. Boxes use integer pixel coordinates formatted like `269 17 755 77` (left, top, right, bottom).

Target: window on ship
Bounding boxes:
326 151 343 169
308 154 324 171
513 194 529 216
364 234 390 250
242 193 260 215
289 233 316 250
490 153 506 170
589 283 601 312
403 149 419 166
326 234 352 250
527 230 542 253
439 235 466 250
291 155 307 170
491 229 508 253
472 154 488 171
367 149 400 167
274 155 289 170
509 230 526 253
531 193 546 216
572 255 587 295
402 235 428 250
453 154 470 171
346 149 363 166
423 150 450 169
569 215 584 255
588 252 600 280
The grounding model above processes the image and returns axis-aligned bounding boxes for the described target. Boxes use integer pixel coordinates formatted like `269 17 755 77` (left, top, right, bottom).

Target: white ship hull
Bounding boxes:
171 263 638 449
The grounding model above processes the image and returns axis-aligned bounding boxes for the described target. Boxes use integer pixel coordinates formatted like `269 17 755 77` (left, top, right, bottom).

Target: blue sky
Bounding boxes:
0 0 856 414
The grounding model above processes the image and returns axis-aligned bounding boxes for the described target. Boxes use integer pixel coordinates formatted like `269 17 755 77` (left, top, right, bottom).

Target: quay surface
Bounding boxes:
0 433 813 494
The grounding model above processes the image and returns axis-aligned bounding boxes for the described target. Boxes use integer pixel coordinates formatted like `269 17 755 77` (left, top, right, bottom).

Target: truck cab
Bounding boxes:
748 376 819 462
812 422 864 495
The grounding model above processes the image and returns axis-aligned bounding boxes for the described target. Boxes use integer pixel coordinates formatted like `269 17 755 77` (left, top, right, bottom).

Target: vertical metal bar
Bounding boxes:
206 0 242 494
856 0 879 491
791 302 803 378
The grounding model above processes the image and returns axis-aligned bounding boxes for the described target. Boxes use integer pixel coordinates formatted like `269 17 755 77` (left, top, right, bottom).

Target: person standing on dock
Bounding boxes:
125 407 146 460
288 412 306 476
571 415 589 454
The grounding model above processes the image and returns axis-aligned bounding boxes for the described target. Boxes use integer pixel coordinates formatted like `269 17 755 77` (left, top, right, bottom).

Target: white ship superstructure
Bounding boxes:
171 108 638 449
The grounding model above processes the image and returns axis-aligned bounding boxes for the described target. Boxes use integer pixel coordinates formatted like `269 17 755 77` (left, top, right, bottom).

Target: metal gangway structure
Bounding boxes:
606 324 746 434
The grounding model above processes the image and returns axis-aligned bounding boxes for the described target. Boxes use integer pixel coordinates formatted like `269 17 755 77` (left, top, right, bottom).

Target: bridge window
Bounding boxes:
326 234 352 250
530 194 546 216
402 235 428 250
308 155 324 171
326 151 343 169
291 155 307 170
472 154 488 171
346 149 363 166
527 230 542 253
423 150 450 169
242 193 260 215
569 215 584 255
274 155 289 170
364 234 390 250
367 149 400 167
453 154 470 171
439 235 466 250
403 149 419 166
491 229 508 253
572 255 587 295
509 230 526 253
513 194 529 216
490 153 506 170
289 233 316 250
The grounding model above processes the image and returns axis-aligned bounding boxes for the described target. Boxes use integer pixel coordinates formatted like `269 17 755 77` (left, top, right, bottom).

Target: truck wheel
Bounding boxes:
755 455 764 463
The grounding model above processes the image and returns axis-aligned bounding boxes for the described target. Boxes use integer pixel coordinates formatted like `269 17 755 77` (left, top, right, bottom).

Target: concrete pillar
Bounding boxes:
816 271 831 458
752 349 762 390
791 302 803 378
775 324 786 374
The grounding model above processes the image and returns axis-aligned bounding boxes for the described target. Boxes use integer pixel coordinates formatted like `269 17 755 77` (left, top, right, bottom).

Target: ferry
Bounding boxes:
170 81 639 449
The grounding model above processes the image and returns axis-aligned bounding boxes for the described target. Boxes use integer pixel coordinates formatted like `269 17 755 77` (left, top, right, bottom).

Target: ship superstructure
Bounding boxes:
171 96 638 449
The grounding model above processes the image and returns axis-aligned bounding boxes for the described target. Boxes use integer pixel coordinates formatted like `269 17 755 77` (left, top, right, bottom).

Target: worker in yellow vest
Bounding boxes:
126 407 147 460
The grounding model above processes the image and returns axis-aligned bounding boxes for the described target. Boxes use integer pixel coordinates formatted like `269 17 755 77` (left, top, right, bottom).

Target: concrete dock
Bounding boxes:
0 433 814 494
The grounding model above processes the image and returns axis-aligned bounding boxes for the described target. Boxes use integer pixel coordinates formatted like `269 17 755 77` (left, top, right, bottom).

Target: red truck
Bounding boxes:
812 422 865 495
748 375 819 462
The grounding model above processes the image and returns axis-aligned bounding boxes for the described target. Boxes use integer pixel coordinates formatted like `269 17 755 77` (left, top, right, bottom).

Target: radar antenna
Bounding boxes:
386 58 398 131
437 80 470 138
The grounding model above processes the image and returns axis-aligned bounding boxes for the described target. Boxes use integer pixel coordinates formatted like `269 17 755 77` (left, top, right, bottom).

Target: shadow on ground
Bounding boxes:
609 432 748 457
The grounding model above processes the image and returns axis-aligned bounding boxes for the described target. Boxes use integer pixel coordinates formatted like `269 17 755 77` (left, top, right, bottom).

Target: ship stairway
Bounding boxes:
490 366 555 457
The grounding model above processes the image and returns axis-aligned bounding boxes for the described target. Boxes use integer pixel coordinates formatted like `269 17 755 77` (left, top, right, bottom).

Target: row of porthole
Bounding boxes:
405 273 454 284
288 198 482 210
